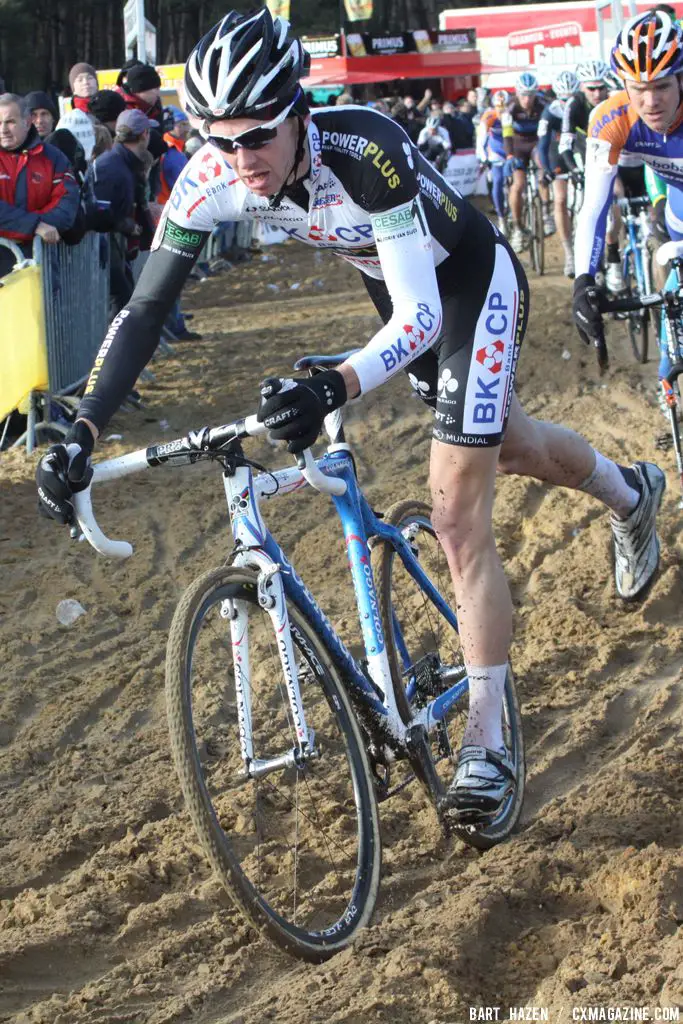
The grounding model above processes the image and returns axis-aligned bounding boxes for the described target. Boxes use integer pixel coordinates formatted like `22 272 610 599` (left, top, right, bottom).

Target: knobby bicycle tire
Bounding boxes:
529 195 545 276
624 249 650 364
373 500 525 850
165 565 382 961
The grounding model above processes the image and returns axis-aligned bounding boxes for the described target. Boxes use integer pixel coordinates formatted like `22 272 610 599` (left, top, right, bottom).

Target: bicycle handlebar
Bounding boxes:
72 412 347 559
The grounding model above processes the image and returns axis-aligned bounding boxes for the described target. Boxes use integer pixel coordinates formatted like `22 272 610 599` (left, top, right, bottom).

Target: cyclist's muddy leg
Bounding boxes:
499 393 640 517
430 439 510 750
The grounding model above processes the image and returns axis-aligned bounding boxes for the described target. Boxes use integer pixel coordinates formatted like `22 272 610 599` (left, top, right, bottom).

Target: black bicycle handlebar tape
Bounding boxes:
598 293 651 314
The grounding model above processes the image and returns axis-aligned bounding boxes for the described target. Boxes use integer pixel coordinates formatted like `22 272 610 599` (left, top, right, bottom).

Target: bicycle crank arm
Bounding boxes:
405 724 446 809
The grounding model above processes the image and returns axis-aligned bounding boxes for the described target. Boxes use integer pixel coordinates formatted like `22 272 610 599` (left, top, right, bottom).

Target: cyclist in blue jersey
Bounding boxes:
503 70 554 252
573 10 683 409
36 9 665 824
477 89 510 236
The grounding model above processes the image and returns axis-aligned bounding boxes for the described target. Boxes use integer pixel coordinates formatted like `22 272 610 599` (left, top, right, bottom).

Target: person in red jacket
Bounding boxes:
114 63 163 124
0 93 79 276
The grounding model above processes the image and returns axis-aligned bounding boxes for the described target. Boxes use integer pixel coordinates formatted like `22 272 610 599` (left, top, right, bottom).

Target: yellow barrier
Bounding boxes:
0 265 48 422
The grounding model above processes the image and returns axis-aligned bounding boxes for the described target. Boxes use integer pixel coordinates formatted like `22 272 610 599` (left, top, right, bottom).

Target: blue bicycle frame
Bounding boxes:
230 446 465 743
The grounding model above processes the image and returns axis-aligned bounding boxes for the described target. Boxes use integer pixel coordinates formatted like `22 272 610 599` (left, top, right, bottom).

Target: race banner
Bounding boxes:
345 27 476 56
267 0 291 20
344 0 373 23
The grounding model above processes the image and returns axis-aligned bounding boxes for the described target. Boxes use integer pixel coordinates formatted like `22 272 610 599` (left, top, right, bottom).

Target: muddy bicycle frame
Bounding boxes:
72 407 467 782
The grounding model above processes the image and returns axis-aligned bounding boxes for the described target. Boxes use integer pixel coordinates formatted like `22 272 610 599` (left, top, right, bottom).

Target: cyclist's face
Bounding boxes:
581 82 608 107
517 91 535 110
210 116 304 197
625 76 680 133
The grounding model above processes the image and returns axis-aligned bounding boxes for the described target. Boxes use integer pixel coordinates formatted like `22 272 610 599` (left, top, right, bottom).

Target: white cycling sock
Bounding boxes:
562 239 573 257
577 450 640 519
463 663 507 753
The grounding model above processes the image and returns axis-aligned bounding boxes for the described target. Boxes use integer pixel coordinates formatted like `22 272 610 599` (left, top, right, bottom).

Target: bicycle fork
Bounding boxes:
223 467 317 781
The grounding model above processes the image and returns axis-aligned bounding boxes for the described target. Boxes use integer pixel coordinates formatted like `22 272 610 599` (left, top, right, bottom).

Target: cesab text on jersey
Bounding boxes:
321 130 402 189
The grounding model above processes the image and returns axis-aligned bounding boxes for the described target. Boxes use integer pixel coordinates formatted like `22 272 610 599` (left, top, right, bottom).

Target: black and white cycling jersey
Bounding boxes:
78 106 527 449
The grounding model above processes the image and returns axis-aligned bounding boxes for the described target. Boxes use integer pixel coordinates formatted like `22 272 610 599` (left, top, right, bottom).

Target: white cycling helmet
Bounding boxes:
426 115 442 130
515 70 538 94
575 59 611 86
553 69 580 99
184 8 310 124
493 89 508 107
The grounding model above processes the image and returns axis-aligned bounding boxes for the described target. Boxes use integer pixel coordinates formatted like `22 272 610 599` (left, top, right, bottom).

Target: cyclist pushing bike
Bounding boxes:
573 10 683 403
477 89 510 237
37 7 666 825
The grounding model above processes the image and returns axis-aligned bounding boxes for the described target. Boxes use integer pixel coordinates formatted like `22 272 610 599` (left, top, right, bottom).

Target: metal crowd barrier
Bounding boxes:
35 233 110 395
0 235 110 453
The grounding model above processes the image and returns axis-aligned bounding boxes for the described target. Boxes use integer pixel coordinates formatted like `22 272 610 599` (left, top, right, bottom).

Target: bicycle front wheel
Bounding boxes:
373 501 525 849
529 195 545 276
624 250 650 364
165 565 381 961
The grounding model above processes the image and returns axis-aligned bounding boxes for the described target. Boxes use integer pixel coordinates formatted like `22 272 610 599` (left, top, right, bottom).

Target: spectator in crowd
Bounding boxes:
115 63 163 123
0 93 79 277
25 91 58 139
157 105 189 204
69 62 98 113
392 98 421 143
91 123 112 159
441 98 475 151
90 108 157 315
89 89 127 137
415 87 434 113
335 91 353 105
56 107 96 161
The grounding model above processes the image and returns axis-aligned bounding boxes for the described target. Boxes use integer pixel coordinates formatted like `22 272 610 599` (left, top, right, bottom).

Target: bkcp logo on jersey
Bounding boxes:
379 303 436 372
197 150 223 184
462 259 519 436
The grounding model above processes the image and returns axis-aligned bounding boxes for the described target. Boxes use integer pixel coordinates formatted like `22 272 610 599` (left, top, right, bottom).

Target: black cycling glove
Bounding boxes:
572 273 603 343
36 420 94 525
257 371 347 454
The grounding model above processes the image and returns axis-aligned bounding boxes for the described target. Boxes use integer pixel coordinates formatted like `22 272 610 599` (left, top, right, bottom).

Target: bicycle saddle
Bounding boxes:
294 350 359 372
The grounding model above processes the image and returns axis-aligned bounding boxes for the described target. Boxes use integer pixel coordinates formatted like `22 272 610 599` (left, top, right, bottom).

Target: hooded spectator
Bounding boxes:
89 89 127 136
25 90 58 139
0 92 79 274
69 62 98 113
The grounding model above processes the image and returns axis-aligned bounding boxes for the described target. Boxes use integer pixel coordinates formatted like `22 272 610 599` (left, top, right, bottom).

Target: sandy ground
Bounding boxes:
1 226 682 1024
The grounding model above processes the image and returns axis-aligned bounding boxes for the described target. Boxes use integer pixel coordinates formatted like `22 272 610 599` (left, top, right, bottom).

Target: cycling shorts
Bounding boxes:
548 140 569 179
362 217 529 448
511 136 538 167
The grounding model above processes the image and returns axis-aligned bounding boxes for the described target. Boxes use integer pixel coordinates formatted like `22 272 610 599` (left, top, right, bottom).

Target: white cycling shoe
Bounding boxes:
563 251 575 278
441 745 516 823
510 226 525 253
605 262 626 292
610 462 665 601
497 216 508 238
543 212 556 236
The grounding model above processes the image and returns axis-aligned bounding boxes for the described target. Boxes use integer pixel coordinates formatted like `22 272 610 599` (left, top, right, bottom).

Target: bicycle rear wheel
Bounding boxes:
624 250 650 363
373 501 525 849
165 565 381 961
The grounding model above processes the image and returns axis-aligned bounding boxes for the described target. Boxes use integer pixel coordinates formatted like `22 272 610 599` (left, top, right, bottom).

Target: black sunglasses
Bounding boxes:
208 125 278 154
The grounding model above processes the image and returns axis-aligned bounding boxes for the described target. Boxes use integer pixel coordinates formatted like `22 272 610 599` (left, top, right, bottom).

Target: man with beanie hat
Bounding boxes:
25 90 58 139
115 63 163 123
89 90 127 136
69 63 98 113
